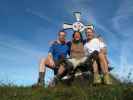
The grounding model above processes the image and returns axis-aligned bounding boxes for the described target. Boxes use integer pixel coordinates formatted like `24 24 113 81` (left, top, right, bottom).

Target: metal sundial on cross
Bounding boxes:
63 12 94 32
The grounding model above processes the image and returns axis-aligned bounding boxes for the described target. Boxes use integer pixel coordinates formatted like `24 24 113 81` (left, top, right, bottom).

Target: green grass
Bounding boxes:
0 78 133 100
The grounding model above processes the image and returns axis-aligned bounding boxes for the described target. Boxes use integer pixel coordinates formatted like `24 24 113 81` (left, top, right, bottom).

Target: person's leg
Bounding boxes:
98 53 108 74
38 57 55 86
93 61 99 73
85 51 101 84
56 64 65 79
51 60 74 86
93 61 101 84
98 52 112 84
51 64 66 86
37 58 46 86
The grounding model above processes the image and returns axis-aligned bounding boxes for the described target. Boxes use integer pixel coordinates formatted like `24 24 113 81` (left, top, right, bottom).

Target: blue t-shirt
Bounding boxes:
48 42 70 61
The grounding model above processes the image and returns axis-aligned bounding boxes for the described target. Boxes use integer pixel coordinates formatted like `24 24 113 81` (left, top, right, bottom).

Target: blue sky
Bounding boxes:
0 0 133 85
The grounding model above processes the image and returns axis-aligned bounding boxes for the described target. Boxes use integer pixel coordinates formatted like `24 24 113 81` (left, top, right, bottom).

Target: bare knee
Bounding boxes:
39 58 46 72
98 53 106 61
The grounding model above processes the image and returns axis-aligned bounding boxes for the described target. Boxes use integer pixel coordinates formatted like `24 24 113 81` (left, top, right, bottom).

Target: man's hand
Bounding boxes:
47 53 55 67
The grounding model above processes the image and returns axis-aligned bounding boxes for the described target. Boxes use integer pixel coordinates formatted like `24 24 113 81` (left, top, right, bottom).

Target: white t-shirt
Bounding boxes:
84 38 106 55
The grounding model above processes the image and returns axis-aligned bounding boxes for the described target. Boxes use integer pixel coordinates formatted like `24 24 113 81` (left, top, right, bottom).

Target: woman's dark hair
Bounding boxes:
72 31 83 42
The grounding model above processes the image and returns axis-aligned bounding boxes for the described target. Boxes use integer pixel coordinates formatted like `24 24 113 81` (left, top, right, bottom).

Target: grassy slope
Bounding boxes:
0 78 133 100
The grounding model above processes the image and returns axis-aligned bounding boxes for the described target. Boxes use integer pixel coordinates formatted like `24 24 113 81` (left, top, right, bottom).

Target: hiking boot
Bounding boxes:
38 72 45 86
103 74 112 85
93 73 102 84
32 72 45 88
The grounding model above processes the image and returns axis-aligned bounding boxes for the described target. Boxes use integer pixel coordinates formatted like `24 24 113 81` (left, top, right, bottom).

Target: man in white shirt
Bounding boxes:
84 28 112 85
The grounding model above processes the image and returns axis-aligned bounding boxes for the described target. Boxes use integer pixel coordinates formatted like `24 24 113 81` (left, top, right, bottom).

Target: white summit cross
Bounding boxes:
63 12 94 32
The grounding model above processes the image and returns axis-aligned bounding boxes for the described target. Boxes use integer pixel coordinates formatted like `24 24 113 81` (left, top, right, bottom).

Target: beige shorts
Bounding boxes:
68 57 87 69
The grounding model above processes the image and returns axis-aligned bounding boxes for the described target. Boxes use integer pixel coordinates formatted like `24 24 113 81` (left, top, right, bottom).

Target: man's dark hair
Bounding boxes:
58 29 66 36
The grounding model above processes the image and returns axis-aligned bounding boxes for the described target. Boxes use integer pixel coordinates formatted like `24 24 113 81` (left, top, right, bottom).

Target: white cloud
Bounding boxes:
26 8 52 22
112 0 133 33
0 33 47 62
111 0 133 81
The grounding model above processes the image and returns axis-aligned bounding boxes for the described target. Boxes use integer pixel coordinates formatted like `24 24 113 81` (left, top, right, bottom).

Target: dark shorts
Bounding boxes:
45 59 65 75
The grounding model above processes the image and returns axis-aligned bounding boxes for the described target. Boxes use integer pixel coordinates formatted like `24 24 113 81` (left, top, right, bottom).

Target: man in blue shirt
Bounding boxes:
36 30 70 86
